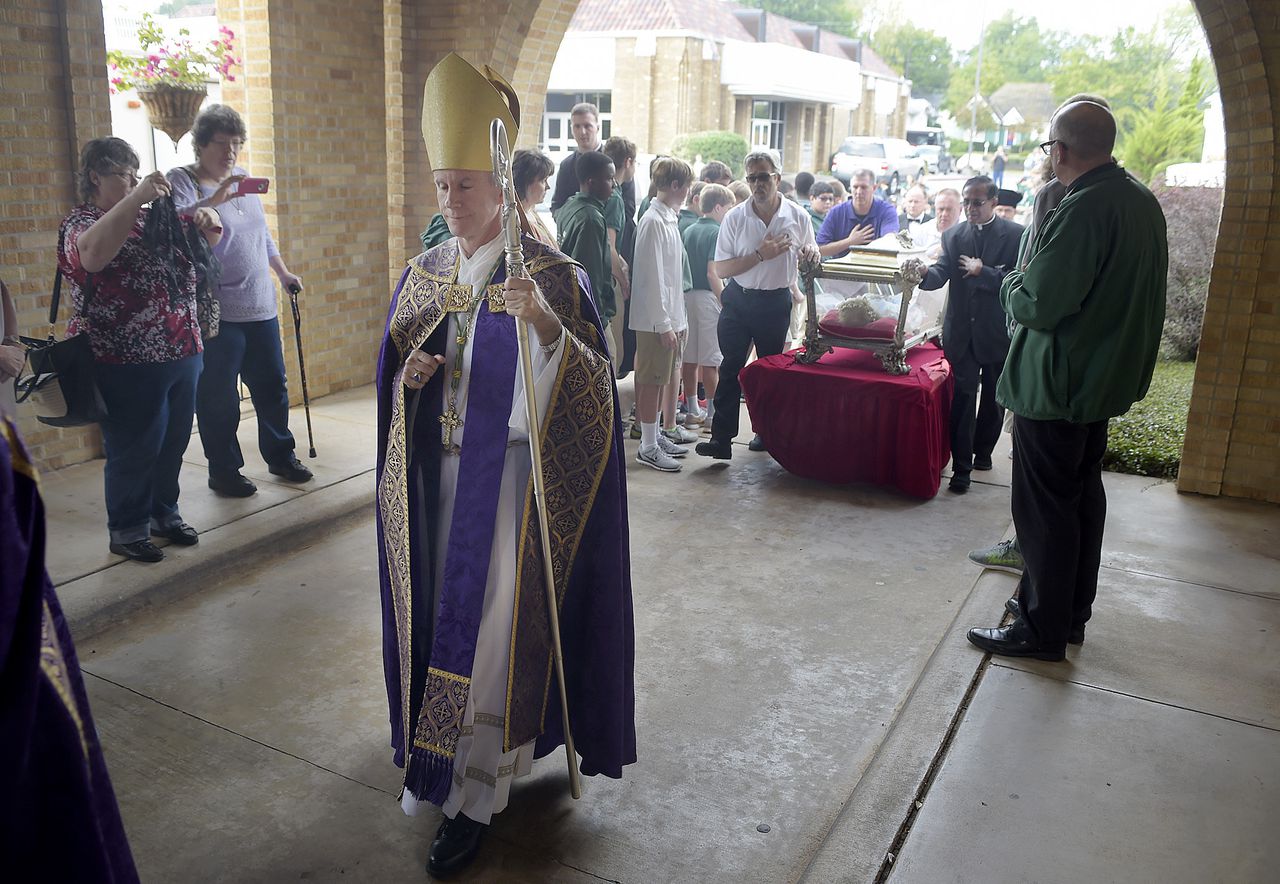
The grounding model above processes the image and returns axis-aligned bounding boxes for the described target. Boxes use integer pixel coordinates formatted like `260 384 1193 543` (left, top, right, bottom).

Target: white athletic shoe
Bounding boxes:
662 425 700 444
636 444 682 472
656 433 689 457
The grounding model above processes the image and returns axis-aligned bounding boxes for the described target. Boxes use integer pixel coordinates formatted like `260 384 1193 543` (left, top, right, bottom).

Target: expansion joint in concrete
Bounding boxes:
872 652 996 882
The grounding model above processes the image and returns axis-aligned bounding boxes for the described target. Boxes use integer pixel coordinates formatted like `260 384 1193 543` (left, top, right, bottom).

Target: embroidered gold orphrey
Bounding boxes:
378 239 615 785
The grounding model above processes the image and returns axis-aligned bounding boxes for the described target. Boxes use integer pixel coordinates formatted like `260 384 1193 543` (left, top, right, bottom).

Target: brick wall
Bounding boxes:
0 0 111 468
1178 0 1280 502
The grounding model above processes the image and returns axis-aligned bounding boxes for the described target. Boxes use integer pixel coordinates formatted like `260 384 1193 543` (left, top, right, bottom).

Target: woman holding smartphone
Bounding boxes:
168 103 313 497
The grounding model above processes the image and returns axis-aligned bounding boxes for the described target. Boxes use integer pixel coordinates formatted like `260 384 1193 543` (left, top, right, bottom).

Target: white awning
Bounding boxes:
721 40 861 107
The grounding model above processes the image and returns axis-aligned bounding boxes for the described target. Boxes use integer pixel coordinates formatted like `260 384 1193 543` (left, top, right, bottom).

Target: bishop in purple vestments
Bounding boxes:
373 53 635 878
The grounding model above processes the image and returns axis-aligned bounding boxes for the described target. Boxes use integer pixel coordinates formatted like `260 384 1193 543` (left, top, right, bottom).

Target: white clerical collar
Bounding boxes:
972 218 993 231
457 232 506 291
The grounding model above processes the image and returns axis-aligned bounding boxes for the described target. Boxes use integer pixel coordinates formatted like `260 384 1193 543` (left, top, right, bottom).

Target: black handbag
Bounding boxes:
14 271 108 427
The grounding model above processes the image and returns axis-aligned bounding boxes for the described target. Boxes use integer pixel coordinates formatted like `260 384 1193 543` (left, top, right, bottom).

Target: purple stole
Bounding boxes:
403 296 518 804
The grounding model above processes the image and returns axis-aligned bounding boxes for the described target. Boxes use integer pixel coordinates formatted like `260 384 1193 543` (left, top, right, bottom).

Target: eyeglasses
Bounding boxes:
105 169 139 185
811 194 835 203
1039 139 1063 156
744 173 775 184
961 198 991 207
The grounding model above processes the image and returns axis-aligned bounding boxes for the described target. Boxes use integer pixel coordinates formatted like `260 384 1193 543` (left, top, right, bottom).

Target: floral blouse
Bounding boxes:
57 203 202 365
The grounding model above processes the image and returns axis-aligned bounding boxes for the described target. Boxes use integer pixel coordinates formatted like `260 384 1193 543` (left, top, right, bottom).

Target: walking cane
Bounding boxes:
286 283 318 458
491 118 582 800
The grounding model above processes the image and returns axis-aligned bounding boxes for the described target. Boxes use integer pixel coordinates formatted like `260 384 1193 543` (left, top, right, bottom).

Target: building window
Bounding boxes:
541 92 612 159
750 100 785 152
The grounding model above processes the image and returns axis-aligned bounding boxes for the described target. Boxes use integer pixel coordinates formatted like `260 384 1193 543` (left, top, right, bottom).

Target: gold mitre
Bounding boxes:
422 53 520 172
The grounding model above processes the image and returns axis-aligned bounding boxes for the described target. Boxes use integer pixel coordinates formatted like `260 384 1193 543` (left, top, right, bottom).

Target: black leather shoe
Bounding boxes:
948 472 971 493
973 455 993 471
967 623 1065 661
268 454 314 483
695 439 733 460
109 539 165 563
748 434 768 452
1004 596 1020 618
152 522 199 545
1068 623 1086 645
209 471 257 497
427 813 485 878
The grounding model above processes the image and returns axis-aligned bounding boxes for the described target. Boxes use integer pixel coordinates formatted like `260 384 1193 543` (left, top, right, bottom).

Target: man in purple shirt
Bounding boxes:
818 168 900 258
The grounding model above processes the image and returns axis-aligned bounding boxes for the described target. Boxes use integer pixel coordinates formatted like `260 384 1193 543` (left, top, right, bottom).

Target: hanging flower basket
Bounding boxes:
136 84 209 146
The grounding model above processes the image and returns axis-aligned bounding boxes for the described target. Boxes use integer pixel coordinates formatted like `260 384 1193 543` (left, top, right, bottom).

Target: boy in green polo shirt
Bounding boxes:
680 183 735 429
554 150 617 342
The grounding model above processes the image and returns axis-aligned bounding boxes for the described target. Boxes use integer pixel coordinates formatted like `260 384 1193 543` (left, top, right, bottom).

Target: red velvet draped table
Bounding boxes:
739 343 954 499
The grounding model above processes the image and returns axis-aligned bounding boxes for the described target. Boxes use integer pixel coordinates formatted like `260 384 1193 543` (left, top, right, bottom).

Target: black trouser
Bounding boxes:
948 345 1005 474
709 281 791 444
1010 416 1109 649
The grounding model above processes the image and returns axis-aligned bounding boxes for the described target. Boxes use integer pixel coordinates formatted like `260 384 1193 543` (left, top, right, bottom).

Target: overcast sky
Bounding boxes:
870 0 1199 52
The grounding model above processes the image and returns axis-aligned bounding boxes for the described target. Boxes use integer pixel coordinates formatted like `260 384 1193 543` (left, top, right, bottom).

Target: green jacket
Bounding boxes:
554 192 615 321
997 163 1167 424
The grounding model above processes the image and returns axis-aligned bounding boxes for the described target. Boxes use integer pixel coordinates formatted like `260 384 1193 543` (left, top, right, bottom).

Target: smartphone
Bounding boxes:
236 177 270 195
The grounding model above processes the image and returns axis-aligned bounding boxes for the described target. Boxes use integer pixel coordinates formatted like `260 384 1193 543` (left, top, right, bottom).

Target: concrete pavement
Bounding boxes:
43 384 1280 882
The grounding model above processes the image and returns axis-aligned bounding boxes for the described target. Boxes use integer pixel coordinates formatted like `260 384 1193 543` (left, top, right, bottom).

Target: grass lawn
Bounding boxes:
1103 360 1197 479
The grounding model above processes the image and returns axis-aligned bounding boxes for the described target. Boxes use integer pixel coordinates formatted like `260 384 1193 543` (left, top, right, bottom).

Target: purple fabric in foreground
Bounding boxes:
0 419 139 882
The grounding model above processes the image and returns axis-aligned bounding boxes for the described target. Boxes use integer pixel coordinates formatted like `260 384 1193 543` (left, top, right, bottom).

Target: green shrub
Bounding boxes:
1103 360 1196 479
1151 179 1222 361
670 131 750 179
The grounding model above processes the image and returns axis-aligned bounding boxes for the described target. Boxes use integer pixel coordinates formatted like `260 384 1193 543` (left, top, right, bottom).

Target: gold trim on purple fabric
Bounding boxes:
379 241 459 771
411 667 471 756
40 600 89 761
503 253 616 752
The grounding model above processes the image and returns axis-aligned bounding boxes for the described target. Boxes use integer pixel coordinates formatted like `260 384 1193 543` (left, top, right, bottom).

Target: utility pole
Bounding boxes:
968 0 988 171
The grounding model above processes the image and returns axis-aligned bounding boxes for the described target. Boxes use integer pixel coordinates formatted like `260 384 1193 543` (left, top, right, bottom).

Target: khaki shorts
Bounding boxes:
634 329 686 386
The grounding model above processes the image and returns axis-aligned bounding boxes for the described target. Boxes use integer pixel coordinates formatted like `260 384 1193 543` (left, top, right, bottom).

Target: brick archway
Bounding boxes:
1 0 1278 500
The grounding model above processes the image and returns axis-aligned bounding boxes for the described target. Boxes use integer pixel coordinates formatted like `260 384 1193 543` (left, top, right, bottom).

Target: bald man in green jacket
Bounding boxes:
967 100 1167 661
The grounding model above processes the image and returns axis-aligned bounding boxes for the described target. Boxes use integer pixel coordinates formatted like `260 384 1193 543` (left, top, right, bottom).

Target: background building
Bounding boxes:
545 0 912 174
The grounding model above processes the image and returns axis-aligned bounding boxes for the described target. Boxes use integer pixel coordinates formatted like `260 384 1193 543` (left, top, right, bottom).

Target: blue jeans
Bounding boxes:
96 354 202 544
196 317 295 476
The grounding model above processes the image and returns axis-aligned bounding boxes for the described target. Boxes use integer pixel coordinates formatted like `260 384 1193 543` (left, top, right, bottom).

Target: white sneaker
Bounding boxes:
662 425 699 444
656 433 688 457
637 444 682 472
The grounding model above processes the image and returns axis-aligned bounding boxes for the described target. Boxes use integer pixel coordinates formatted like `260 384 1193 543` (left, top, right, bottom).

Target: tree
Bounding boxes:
1118 57 1210 185
942 14 1063 118
756 0 863 36
868 24 952 99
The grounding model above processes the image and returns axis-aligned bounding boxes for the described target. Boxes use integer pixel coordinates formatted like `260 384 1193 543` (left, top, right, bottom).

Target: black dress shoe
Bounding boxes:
695 438 733 460
427 813 485 878
109 539 165 563
1004 596 1020 618
209 471 258 497
747 434 768 452
967 623 1065 661
152 522 199 545
269 454 314 483
948 472 971 493
973 455 993 471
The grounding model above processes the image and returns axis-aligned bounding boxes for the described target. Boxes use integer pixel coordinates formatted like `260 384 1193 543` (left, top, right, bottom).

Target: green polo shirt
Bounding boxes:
681 216 721 292
554 192 615 321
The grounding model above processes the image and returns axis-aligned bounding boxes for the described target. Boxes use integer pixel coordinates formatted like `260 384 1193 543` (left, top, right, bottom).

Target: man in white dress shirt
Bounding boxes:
695 150 820 460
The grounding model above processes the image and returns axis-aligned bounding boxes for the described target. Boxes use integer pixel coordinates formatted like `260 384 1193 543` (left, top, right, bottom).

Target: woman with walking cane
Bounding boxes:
168 104 312 498
373 53 635 879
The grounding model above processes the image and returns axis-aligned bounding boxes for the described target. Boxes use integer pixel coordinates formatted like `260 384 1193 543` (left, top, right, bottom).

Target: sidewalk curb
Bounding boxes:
797 537 1019 883
59 472 375 642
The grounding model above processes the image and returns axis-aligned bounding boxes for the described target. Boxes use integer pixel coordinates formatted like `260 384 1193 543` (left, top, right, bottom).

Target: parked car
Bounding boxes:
829 137 926 193
914 144 950 174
